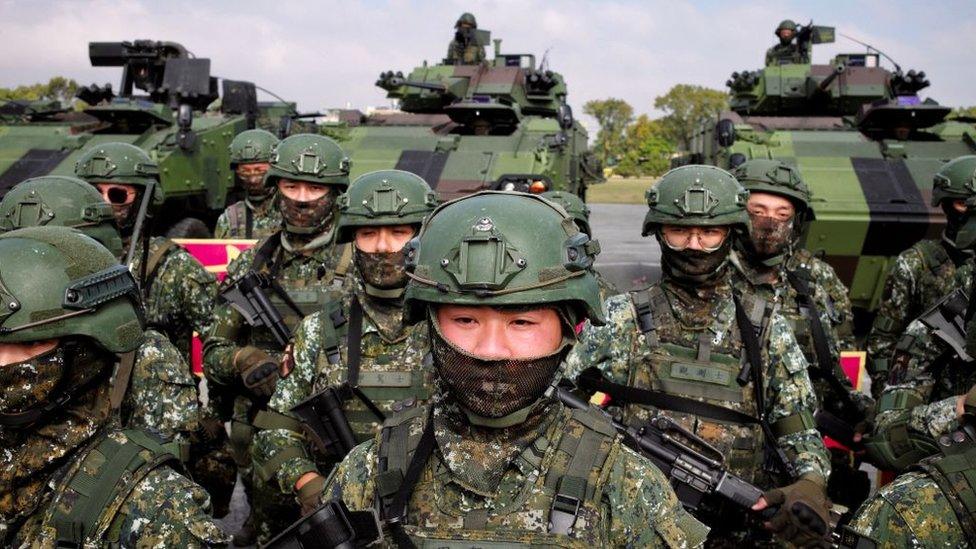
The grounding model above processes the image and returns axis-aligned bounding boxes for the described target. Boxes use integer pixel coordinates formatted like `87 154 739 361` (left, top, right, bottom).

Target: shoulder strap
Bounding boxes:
732 292 797 480
143 238 179 293
227 202 240 236
332 243 354 289
245 203 254 239
109 351 136 414
919 239 952 273
252 232 283 273
49 429 180 546
346 296 364 387
375 408 432 549
548 407 616 535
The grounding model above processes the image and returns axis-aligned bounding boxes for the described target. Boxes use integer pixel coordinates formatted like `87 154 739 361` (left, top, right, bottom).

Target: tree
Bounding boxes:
0 76 79 105
653 84 728 150
583 98 633 166
615 115 675 177
950 106 976 119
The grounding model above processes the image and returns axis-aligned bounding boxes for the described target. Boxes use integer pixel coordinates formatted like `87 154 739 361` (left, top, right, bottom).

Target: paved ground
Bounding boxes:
589 203 661 291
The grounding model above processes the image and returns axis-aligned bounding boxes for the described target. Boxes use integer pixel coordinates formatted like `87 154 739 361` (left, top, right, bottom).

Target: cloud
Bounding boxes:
1 0 972 138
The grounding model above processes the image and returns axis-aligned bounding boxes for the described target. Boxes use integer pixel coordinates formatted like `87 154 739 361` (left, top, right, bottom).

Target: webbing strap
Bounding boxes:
771 410 816 438
251 232 283 273
733 293 796 480
332 243 353 287
386 414 435 549
256 445 308 483
245 204 254 239
253 408 304 432
143 238 178 294
109 351 136 413
577 367 760 425
549 427 603 535
347 297 364 387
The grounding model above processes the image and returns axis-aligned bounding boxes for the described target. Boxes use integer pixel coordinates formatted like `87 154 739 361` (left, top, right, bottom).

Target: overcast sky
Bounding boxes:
2 0 973 134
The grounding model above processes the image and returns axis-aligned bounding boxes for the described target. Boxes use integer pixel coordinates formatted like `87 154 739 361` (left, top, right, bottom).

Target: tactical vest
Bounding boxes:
624 286 804 482
372 405 617 547
33 429 180 547
247 234 351 354
312 297 432 443
913 427 976 541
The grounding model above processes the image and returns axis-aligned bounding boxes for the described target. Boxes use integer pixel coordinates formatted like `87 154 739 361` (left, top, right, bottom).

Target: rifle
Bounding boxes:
290 384 361 460
262 498 382 549
550 385 773 513
220 270 292 348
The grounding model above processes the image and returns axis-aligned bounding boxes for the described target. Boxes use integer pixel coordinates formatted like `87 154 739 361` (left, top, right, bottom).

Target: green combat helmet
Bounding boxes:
0 226 143 352
456 12 477 28
931 155 976 207
733 158 815 228
229 129 279 167
74 142 163 203
264 133 350 189
0 175 124 257
402 191 604 326
642 165 750 236
335 169 440 243
542 190 592 236
776 19 798 35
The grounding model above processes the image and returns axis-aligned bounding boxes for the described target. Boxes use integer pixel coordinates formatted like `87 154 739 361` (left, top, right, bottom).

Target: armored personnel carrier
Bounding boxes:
0 40 288 231
327 30 603 200
682 24 976 313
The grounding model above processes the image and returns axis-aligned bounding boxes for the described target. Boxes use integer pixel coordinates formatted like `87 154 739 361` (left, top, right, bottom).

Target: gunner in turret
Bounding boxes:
446 12 486 65
765 19 811 65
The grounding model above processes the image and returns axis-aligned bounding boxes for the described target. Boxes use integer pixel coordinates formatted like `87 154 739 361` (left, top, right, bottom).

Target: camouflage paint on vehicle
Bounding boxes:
0 40 297 231
683 27 976 312
325 32 603 200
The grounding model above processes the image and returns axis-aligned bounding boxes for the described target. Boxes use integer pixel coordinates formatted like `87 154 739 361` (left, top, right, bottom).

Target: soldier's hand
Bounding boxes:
957 385 976 418
295 472 326 516
233 345 281 398
759 475 831 548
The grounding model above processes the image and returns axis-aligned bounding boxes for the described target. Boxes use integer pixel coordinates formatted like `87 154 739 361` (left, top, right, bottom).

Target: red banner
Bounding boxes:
173 239 258 375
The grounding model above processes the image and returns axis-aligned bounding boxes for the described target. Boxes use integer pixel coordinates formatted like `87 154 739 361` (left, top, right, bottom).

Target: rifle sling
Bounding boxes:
577 367 759 426
732 293 795 479
347 297 364 387
785 270 858 410
387 411 435 549
245 204 253 240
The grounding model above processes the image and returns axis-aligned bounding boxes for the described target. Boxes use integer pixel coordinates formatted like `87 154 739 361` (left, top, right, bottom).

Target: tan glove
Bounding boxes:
762 475 831 548
296 473 327 516
233 346 280 398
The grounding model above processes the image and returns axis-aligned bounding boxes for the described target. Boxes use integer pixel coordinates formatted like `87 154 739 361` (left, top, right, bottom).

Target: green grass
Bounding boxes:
587 177 657 204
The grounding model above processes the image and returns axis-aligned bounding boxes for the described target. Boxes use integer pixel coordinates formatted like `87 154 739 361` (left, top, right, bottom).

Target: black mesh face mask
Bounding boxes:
429 314 568 419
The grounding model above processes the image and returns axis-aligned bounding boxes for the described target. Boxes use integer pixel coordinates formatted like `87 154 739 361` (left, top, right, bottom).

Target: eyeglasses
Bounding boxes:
660 226 729 251
95 183 138 206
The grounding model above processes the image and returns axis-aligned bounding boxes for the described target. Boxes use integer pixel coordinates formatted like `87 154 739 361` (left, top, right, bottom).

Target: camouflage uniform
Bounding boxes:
252 277 434 496
764 19 809 65
867 155 976 397
204 134 352 544
252 169 439 508
215 128 282 240
316 191 709 548
446 12 486 65
866 260 975 470
214 198 282 239
323 397 708 547
866 238 966 395
846 404 976 548
0 226 229 548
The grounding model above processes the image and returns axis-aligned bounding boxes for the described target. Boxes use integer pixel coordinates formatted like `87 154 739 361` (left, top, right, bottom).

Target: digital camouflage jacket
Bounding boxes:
252 276 434 495
564 277 830 486
322 396 709 547
867 238 967 395
214 197 282 240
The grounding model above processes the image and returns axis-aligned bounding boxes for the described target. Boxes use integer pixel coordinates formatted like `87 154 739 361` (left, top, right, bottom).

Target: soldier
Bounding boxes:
0 175 233 516
215 129 283 239
564 165 831 545
845 386 976 548
74 142 218 359
0 226 229 547
252 169 439 516
541 190 619 301
867 156 976 397
72 143 237 517
729 159 873 514
204 133 351 544
765 19 810 65
445 12 486 65
320 191 710 547
865 257 976 472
